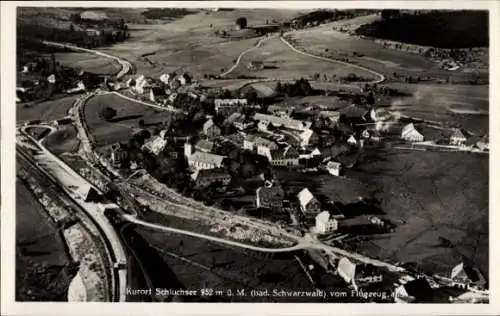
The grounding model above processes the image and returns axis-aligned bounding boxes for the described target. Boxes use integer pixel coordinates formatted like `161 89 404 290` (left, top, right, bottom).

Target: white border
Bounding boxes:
2 1 499 315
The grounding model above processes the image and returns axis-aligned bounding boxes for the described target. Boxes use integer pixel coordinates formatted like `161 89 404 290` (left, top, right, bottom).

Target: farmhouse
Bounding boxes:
450 262 486 289
326 161 342 176
449 128 467 146
401 123 424 142
253 113 312 131
347 135 358 146
256 185 285 211
203 118 221 138
297 188 321 216
191 168 232 188
269 145 300 167
247 60 264 71
315 211 338 234
337 258 384 289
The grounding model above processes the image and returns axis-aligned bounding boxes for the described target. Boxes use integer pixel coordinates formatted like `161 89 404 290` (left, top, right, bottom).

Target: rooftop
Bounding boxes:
189 152 226 166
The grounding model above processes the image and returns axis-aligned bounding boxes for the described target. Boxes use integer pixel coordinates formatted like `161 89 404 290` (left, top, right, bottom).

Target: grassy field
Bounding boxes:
345 149 488 278
17 94 78 123
228 36 378 80
54 52 121 75
136 210 328 302
43 125 80 155
84 93 172 147
93 10 305 78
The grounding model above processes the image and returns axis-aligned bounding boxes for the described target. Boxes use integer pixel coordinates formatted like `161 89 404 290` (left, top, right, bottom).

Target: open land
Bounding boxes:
84 93 173 148
17 94 78 123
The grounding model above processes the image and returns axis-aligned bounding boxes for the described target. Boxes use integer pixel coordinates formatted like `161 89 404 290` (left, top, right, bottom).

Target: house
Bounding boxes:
361 129 371 139
159 73 171 85
268 105 295 118
337 258 384 289
214 99 248 116
270 145 299 167
185 142 226 170
326 161 342 176
394 278 433 303
110 143 128 167
298 129 319 147
247 60 264 71
77 184 101 202
66 80 86 94
315 211 338 234
231 114 254 131
347 135 358 146
194 139 214 153
191 168 231 188
203 118 221 138
142 132 168 156
256 185 285 211
318 110 341 128
297 188 321 215
253 113 312 131
243 134 278 159
450 128 467 146
401 123 424 142
52 117 73 126
450 262 486 289
177 73 192 86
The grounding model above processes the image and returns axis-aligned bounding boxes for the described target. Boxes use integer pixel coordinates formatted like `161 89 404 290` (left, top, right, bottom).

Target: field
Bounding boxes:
345 149 488 278
93 10 305 78
135 210 337 302
287 17 488 81
43 125 80 155
17 94 78 123
227 36 378 80
84 93 173 147
54 52 121 75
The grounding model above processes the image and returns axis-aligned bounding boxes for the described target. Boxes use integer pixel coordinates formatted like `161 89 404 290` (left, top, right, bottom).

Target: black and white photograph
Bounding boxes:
2 1 498 314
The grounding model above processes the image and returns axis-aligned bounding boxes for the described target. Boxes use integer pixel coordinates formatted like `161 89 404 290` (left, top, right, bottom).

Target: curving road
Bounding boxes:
279 36 385 84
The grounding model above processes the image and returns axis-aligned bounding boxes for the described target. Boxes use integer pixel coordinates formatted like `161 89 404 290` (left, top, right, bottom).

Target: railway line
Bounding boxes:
17 130 128 302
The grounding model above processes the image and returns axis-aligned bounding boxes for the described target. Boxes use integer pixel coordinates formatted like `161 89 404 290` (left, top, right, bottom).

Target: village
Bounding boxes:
13 7 491 305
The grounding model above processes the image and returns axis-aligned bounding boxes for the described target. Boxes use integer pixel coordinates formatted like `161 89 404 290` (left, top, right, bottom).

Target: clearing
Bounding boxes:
84 93 173 148
227 36 379 81
17 94 79 123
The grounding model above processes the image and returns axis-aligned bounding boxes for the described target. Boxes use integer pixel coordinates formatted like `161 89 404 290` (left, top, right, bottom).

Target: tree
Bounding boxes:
236 17 247 29
69 23 75 32
99 106 117 121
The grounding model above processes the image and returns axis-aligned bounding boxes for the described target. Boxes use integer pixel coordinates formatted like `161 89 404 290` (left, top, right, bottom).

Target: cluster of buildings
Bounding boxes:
125 72 205 108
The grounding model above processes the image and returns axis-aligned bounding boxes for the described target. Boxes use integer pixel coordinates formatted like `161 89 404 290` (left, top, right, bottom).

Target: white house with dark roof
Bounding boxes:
315 211 338 234
297 188 321 215
450 262 486 289
401 123 424 142
450 128 467 146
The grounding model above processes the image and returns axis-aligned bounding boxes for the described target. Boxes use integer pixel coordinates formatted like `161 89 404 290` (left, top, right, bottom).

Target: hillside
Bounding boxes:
355 10 488 49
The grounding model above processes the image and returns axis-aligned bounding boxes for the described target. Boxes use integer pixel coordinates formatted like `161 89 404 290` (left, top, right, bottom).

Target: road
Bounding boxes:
17 129 128 302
